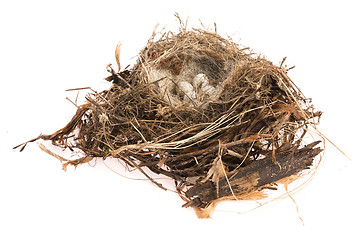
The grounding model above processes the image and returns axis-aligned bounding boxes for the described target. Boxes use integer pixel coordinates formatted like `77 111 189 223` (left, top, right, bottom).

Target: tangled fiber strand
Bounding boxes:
15 20 323 218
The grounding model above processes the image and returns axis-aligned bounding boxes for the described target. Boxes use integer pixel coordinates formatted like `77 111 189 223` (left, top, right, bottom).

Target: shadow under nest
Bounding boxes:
16 26 323 218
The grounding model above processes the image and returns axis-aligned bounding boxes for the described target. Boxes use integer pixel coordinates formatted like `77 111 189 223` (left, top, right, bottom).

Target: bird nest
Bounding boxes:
15 19 323 218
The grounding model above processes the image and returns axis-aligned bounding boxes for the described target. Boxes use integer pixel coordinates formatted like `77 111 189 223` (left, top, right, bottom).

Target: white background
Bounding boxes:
1 0 359 239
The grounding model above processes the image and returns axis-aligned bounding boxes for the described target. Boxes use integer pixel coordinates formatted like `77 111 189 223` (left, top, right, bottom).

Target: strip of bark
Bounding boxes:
184 141 322 208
